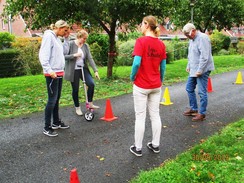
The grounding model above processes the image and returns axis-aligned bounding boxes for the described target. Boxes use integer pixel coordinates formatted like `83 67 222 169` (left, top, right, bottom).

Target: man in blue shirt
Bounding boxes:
182 23 215 121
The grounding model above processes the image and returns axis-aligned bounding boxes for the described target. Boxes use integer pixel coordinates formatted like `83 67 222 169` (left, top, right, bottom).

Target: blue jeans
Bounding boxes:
186 71 211 115
71 68 95 107
44 77 63 130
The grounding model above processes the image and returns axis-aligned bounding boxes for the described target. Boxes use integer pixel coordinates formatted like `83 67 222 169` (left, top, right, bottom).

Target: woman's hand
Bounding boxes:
94 72 100 80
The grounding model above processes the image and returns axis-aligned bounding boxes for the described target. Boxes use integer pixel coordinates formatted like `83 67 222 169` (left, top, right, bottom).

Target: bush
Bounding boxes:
0 49 26 77
0 32 15 49
89 42 103 66
218 49 229 55
117 39 135 66
172 41 188 61
210 31 231 55
87 33 109 66
237 41 244 55
164 41 174 64
117 32 141 42
12 37 42 75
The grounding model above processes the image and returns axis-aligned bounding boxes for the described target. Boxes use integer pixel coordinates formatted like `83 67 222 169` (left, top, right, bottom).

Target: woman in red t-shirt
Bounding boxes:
129 15 167 157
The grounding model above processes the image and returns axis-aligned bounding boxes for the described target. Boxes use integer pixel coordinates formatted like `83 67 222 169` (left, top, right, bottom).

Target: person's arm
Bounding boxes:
160 59 166 82
130 56 141 81
197 36 211 75
39 33 53 74
63 37 70 55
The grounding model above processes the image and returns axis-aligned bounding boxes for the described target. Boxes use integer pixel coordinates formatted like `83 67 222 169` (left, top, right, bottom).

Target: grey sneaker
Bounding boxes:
43 128 58 137
130 145 142 157
52 122 70 129
147 142 160 153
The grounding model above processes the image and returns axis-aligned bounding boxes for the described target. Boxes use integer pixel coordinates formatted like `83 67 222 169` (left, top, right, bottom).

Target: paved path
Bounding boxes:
1 70 244 183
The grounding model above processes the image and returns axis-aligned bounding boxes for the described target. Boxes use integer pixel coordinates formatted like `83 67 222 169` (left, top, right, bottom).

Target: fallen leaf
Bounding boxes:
235 156 242 160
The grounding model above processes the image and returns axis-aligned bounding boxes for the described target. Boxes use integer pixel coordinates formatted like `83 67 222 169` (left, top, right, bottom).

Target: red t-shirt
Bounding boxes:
132 36 166 89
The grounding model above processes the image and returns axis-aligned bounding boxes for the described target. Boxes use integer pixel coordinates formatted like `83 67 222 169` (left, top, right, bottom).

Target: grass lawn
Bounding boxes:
130 119 244 183
0 55 243 119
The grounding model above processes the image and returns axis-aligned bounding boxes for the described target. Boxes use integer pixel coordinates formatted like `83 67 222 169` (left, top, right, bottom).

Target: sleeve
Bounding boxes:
198 36 211 73
130 56 141 81
63 37 70 55
64 41 75 60
160 59 166 82
132 39 143 57
39 33 53 74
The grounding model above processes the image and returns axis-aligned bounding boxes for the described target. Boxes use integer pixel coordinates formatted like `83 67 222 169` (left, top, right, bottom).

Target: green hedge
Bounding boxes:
0 49 26 78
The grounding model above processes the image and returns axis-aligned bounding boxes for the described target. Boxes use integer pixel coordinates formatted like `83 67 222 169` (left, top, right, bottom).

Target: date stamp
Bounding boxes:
192 153 229 161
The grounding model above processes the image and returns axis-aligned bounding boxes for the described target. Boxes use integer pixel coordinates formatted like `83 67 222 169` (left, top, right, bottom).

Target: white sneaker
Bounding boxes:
89 102 100 109
75 107 83 116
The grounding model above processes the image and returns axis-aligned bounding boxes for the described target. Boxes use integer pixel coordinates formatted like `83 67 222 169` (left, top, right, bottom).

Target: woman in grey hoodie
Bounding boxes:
39 20 70 137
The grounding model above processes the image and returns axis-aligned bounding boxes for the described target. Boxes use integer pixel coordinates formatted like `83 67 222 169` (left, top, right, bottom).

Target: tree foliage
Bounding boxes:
3 0 171 78
171 0 244 32
3 0 244 77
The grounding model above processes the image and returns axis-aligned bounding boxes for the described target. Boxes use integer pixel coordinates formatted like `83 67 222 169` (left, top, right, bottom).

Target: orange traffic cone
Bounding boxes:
207 77 214 92
70 169 80 183
100 99 118 122
160 87 173 105
234 71 243 84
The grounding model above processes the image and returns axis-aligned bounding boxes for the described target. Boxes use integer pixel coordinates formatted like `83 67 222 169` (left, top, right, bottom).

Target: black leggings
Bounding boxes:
71 68 95 107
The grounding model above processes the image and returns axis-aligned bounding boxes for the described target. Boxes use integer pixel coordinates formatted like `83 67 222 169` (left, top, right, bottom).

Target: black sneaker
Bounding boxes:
130 145 142 157
59 122 70 129
147 142 160 153
52 122 70 129
43 128 58 137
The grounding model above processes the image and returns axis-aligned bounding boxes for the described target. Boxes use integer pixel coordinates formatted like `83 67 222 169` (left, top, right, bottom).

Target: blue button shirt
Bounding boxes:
187 31 215 77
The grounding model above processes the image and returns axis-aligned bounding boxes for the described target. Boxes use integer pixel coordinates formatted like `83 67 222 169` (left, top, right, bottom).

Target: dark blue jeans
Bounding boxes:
186 71 211 115
44 77 63 130
71 68 95 107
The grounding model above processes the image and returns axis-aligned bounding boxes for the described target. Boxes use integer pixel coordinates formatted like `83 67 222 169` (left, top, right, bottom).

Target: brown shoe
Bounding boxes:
183 109 198 116
192 114 206 122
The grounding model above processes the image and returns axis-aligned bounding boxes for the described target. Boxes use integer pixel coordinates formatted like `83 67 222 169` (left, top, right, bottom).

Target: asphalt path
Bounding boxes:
1 70 244 183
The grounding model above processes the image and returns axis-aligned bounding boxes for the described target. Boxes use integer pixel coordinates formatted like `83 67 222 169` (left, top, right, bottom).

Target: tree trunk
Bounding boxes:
107 22 117 78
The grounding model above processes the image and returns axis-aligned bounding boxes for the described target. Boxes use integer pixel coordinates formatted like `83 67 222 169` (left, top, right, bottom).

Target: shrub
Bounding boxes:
89 42 103 66
117 31 141 42
12 37 42 75
237 41 244 55
218 49 229 55
164 41 174 64
0 49 25 77
87 33 109 66
210 31 231 55
172 41 188 61
117 39 135 66
0 32 15 49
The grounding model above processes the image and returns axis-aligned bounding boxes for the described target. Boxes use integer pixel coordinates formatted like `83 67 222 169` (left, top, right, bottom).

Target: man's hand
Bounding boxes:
196 72 202 77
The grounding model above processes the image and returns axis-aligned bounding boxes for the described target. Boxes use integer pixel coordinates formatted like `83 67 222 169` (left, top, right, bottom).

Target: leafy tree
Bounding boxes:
171 0 244 32
3 0 171 78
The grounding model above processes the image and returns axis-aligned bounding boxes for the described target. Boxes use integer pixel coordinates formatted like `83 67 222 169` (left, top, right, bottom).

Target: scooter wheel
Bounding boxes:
84 111 94 122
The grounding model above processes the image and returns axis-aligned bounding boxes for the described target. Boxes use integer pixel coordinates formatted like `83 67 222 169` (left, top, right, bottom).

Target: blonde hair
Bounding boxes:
143 15 160 37
50 20 69 30
76 29 88 39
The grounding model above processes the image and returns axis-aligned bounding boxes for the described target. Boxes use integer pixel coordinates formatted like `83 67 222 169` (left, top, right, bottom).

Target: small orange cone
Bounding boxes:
207 77 214 92
100 99 118 122
160 87 173 105
234 71 243 84
70 169 80 183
